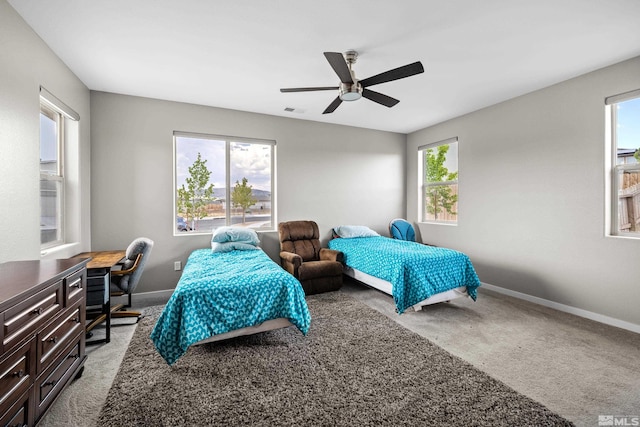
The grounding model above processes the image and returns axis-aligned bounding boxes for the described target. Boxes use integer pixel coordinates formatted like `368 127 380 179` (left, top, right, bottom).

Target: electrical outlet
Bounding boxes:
174 261 181 271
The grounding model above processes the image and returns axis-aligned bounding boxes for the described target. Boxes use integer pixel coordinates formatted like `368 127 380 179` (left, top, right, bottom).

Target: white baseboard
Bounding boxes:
481 282 640 334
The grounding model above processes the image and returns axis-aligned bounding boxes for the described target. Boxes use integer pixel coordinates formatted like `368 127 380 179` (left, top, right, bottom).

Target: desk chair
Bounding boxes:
110 237 154 320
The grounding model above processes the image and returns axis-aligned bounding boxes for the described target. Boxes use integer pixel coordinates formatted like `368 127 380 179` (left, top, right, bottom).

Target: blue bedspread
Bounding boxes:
328 236 481 313
150 249 311 365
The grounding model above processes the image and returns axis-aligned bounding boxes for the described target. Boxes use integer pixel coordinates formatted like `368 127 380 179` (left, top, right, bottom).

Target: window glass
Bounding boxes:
40 105 63 247
175 133 274 234
611 95 640 236
420 138 458 224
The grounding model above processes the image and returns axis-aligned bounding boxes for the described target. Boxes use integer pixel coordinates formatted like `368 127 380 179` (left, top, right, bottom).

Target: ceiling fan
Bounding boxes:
280 50 424 114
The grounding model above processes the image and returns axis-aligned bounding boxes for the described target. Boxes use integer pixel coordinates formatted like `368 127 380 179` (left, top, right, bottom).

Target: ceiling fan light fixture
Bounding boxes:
339 82 362 101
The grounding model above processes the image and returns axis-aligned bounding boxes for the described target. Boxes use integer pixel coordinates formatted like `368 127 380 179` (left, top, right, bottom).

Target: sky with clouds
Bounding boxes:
175 136 272 192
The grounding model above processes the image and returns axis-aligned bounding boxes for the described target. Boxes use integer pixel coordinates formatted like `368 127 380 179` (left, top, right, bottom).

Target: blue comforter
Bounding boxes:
328 236 481 313
151 249 311 365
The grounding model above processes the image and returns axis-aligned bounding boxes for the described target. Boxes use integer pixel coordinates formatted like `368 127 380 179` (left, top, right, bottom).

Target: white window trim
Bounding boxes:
605 90 640 239
40 102 65 249
418 137 459 225
39 87 80 254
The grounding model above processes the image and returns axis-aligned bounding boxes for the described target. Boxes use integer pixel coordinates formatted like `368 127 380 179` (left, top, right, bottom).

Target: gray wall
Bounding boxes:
90 92 406 293
4 0 638 330
407 56 640 327
0 0 91 262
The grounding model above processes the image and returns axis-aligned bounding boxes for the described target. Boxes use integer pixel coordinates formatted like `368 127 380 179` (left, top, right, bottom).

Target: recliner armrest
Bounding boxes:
280 251 302 277
319 248 343 264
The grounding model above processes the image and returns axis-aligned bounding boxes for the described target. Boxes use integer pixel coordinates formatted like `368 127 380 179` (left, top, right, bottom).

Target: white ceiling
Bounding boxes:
9 0 640 134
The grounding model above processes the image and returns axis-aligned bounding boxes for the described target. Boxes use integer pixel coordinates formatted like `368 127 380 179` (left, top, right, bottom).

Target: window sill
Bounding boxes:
40 242 81 260
605 234 640 241
419 221 458 227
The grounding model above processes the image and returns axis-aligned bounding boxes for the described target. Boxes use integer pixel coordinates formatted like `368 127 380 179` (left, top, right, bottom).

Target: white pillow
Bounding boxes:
333 225 380 238
211 241 261 253
211 226 260 245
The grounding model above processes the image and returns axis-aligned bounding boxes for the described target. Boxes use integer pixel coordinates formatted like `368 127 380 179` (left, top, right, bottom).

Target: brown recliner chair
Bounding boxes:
278 220 344 295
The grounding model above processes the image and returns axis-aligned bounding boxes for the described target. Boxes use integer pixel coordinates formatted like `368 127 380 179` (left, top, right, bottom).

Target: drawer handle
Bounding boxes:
71 316 80 323
32 307 43 315
42 379 57 388
69 279 82 288
68 354 80 360
12 369 24 378
48 336 57 344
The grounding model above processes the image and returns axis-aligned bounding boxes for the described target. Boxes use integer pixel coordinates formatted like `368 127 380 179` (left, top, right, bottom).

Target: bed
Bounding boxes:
151 227 311 365
328 225 481 314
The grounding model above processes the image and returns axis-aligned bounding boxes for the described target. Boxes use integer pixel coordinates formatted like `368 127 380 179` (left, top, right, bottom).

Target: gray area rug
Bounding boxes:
97 292 573 426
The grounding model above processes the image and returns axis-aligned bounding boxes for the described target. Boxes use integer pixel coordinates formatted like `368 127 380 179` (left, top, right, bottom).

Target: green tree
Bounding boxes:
231 177 257 223
634 148 639 162
424 145 458 220
177 153 215 231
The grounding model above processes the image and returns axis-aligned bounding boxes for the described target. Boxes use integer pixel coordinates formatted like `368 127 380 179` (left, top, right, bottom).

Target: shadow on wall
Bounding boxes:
472 261 570 304
260 232 281 262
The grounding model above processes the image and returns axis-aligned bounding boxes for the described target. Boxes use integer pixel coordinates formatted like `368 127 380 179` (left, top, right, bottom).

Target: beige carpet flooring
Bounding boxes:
39 281 640 427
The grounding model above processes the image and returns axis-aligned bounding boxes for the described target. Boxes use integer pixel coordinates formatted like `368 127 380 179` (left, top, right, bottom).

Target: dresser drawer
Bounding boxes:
64 269 85 307
0 388 31 427
37 305 83 374
2 284 63 354
0 339 34 421
35 342 82 418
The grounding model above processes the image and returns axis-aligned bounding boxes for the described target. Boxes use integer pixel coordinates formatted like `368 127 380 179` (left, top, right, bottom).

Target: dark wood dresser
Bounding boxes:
0 258 89 426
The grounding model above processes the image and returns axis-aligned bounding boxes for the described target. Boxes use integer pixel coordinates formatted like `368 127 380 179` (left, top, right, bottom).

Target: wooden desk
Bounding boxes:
75 250 125 345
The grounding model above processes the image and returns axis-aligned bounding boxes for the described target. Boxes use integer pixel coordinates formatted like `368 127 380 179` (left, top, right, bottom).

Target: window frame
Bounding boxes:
39 87 80 254
39 102 65 249
606 89 640 238
173 131 276 236
418 137 459 225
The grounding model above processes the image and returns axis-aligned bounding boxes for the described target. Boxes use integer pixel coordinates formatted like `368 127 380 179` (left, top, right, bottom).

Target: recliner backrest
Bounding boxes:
278 221 321 262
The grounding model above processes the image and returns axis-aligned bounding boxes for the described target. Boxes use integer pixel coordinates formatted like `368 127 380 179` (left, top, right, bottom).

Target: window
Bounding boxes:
39 87 80 251
174 132 275 234
419 137 458 224
40 103 64 247
607 89 640 237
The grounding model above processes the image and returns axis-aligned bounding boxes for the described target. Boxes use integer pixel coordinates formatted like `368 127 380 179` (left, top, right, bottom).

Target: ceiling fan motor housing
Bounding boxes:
339 81 362 101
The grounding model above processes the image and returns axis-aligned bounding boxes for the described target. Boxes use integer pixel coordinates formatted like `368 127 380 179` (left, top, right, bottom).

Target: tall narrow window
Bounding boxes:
419 137 459 224
607 90 640 237
40 103 64 247
174 132 275 234
39 87 80 251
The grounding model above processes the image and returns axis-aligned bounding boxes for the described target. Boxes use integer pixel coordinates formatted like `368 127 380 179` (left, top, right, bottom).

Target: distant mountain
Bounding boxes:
211 188 271 200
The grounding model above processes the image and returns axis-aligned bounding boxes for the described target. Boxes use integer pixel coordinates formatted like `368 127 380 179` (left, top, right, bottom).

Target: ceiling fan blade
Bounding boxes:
322 96 342 114
360 61 424 87
280 86 339 93
362 88 400 108
324 52 353 84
